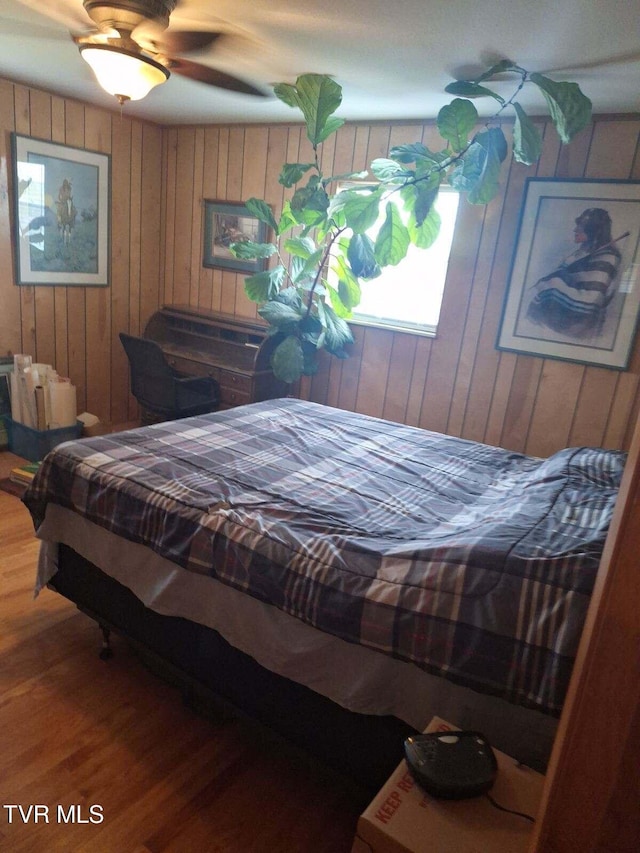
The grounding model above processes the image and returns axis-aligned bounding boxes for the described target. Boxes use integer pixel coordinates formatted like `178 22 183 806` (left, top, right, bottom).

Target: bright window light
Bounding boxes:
332 184 459 335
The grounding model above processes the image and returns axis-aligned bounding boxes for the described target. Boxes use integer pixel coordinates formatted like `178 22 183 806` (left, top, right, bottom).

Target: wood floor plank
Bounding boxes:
0 486 366 852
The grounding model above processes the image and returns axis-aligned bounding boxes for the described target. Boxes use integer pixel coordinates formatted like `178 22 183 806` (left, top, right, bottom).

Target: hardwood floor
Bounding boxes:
0 476 367 852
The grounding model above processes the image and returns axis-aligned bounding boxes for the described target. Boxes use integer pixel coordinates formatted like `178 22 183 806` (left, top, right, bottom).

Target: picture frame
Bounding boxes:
203 200 268 273
11 133 110 287
497 178 640 370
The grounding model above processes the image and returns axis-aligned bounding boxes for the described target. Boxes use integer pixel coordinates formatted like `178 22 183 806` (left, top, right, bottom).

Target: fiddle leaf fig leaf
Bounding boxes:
444 81 505 105
390 142 439 164
331 253 362 313
477 126 508 163
270 335 305 383
512 103 542 165
258 300 304 326
229 241 277 259
279 162 315 187
374 202 410 266
437 98 479 152
318 300 354 356
318 116 346 144
327 281 351 319
284 236 317 258
244 198 278 232
274 287 303 310
300 341 320 376
370 158 412 181
244 265 285 302
274 74 344 146
290 185 330 226
291 250 324 284
277 201 298 235
341 187 384 233
401 183 439 228
347 233 381 279
339 278 361 313
448 127 506 204
465 128 507 204
408 203 442 250
529 73 592 143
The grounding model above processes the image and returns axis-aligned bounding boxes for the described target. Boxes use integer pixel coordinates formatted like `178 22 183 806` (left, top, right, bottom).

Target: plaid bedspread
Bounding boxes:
24 398 625 716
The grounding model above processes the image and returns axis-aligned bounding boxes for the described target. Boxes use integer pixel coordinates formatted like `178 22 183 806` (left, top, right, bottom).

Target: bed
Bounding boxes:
23 397 625 790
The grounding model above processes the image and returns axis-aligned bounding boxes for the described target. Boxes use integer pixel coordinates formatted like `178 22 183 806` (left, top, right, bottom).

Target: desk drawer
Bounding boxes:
219 371 252 394
218 371 252 407
166 355 220 381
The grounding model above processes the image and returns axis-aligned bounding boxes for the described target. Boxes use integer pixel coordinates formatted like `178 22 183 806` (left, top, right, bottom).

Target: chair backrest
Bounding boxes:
119 332 178 413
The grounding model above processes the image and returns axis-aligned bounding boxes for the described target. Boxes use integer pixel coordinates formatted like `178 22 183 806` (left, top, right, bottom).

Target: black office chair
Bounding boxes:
119 332 220 423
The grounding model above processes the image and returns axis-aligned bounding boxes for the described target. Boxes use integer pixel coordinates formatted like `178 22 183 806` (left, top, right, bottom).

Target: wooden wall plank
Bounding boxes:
220 127 243 313
28 89 56 369
50 96 69 380
0 80 21 358
84 106 112 420
171 127 196 306
188 128 205 308
568 368 617 448
382 332 418 424
110 116 132 425
162 128 178 306
200 126 220 311
139 123 163 330
499 356 544 451
63 100 87 408
525 362 585 457
355 327 394 417
13 85 37 364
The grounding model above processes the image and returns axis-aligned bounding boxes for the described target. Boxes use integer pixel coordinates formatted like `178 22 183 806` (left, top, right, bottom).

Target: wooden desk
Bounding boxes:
144 305 288 409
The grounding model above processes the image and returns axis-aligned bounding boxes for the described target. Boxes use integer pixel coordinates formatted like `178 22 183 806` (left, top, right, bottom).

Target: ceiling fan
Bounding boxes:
33 0 267 103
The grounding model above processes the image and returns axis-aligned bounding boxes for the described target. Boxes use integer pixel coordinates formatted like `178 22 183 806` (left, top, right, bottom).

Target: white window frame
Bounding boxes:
331 182 460 337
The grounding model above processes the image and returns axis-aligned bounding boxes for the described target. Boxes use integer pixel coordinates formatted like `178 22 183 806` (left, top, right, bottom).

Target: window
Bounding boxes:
333 184 460 336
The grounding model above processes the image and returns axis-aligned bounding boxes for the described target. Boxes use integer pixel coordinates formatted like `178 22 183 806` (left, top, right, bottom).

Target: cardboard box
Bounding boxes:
352 717 544 853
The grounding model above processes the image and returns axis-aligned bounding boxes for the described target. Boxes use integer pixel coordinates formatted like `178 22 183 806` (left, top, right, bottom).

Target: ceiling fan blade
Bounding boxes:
12 0 95 33
155 30 223 54
169 58 267 97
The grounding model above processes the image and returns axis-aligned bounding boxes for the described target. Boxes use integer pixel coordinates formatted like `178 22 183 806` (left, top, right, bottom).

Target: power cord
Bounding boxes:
484 792 535 823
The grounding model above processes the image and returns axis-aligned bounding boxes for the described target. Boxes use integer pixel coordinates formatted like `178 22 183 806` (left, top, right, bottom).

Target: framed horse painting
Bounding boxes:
10 134 110 287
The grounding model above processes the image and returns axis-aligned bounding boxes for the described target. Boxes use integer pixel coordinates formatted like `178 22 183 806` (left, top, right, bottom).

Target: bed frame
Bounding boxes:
50 544 416 794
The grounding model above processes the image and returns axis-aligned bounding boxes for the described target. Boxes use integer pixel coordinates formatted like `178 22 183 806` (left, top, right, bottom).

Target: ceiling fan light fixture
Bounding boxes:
79 44 170 104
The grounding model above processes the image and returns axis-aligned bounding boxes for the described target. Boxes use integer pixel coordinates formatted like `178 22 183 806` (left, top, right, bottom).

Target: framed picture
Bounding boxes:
203 200 268 273
497 178 640 369
11 133 110 286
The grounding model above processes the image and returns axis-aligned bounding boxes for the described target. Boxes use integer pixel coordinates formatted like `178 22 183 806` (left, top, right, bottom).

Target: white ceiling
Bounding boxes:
0 0 639 126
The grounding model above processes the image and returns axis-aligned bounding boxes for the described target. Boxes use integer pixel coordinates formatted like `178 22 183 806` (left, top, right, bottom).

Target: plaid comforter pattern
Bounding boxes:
24 398 625 716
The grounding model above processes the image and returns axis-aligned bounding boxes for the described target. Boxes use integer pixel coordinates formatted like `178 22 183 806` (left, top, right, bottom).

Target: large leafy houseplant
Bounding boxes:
230 62 592 383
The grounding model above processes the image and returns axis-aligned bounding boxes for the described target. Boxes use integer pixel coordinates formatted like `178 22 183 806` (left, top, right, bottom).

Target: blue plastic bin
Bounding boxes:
7 418 83 462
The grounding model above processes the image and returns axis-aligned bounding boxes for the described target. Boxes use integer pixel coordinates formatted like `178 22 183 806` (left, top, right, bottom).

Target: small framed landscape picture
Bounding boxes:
497 178 640 369
202 200 268 273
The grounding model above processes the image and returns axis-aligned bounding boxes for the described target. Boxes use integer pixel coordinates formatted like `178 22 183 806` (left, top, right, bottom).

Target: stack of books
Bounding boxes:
9 462 40 486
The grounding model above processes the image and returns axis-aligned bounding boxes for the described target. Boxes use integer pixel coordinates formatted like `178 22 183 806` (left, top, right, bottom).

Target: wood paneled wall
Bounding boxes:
0 78 163 425
161 114 640 456
1 74 639 455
